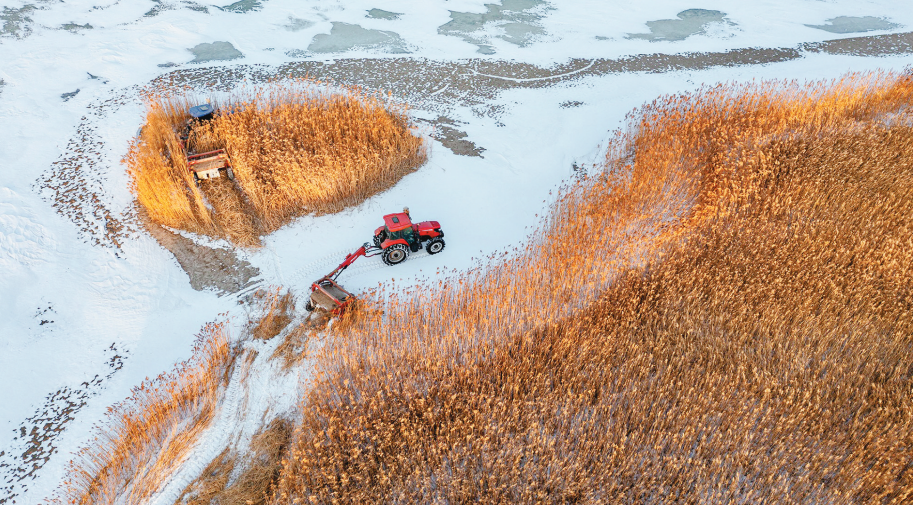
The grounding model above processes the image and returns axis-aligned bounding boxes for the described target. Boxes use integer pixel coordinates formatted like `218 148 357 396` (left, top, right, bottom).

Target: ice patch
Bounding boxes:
806 16 900 34
627 9 734 42
438 0 550 54
60 22 92 32
367 8 402 21
306 22 409 54
145 1 209 18
1 3 41 39
60 89 79 101
283 16 314 32
221 0 264 14
189 41 244 63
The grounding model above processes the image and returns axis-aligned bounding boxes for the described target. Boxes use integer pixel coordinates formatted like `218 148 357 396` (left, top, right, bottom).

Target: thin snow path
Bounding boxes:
144 333 303 505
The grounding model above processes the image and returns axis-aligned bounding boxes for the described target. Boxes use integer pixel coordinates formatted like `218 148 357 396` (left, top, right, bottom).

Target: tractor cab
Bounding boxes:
376 213 419 250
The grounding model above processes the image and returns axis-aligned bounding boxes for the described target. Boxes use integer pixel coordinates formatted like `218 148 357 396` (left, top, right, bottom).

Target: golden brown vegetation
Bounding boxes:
57 324 234 505
127 82 427 246
273 72 913 503
175 418 293 505
248 289 296 341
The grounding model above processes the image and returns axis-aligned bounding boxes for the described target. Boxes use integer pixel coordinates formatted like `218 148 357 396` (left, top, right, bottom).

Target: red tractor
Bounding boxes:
306 209 445 314
372 210 445 265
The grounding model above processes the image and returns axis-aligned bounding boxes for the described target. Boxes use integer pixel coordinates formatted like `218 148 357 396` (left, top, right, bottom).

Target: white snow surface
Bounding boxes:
0 0 911 502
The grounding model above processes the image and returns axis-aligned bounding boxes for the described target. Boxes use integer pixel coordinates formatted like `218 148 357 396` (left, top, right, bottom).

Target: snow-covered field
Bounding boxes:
1 0 911 502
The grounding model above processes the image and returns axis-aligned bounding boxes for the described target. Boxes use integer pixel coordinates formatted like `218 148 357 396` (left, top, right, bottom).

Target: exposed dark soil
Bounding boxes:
0 344 128 504
142 215 261 296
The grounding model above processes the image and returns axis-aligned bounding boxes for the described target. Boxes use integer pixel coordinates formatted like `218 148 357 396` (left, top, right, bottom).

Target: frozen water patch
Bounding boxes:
221 0 264 14
145 1 210 17
367 8 402 21
627 9 734 42
189 41 244 63
306 22 409 54
59 22 92 33
60 89 79 101
0 3 43 39
283 16 314 32
438 0 551 55
806 16 900 34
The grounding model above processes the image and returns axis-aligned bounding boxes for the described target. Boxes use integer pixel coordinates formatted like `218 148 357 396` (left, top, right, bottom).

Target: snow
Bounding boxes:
0 0 911 502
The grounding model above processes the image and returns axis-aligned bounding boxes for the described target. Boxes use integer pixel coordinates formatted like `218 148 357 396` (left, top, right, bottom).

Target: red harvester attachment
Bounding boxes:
306 209 446 316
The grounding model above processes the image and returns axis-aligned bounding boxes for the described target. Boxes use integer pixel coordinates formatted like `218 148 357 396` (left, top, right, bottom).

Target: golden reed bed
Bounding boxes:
277 71 913 503
59 71 913 504
127 81 427 246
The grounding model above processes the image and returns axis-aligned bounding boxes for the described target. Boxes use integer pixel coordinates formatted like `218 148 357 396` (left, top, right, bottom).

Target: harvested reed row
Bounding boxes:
55 324 233 505
274 71 913 502
128 80 426 246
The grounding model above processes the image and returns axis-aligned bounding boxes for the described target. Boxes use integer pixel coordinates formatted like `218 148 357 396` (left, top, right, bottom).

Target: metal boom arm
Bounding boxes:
326 242 381 281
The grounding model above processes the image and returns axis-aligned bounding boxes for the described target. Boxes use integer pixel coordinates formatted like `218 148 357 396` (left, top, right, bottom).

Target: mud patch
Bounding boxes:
306 22 409 54
189 41 244 63
0 344 128 504
143 217 260 295
417 116 485 158
37 115 136 251
801 30 913 57
438 0 550 54
627 9 733 42
806 16 899 34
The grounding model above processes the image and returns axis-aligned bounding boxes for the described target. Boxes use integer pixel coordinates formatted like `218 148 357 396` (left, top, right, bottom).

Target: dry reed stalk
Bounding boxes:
248 288 296 341
128 81 427 247
171 418 293 505
54 324 234 505
273 71 913 503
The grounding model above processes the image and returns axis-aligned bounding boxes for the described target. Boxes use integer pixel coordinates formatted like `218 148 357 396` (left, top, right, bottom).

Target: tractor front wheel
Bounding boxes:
226 166 235 180
382 244 408 266
426 238 445 255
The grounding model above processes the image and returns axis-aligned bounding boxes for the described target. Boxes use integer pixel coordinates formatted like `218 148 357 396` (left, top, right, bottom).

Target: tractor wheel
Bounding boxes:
373 234 383 247
426 238 445 255
382 244 408 266
226 166 235 180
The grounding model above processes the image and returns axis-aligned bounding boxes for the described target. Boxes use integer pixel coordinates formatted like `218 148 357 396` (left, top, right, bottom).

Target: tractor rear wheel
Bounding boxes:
382 244 408 265
426 238 445 254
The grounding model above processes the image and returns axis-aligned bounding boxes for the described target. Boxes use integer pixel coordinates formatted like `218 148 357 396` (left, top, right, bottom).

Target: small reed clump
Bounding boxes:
272 71 913 503
127 81 427 247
